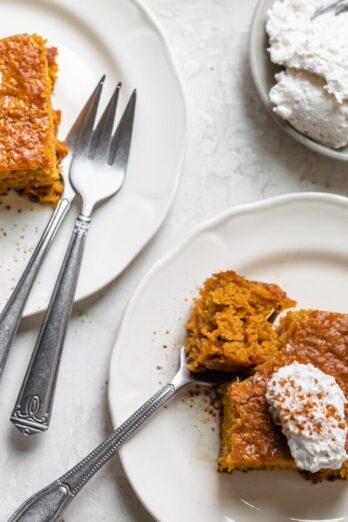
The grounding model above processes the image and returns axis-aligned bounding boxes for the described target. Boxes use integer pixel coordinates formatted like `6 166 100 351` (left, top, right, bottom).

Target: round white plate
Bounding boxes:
109 193 348 522
249 0 348 161
0 0 187 317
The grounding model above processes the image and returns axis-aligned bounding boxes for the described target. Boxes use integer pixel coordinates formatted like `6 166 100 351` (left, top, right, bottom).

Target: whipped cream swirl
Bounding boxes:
266 0 348 148
266 361 347 473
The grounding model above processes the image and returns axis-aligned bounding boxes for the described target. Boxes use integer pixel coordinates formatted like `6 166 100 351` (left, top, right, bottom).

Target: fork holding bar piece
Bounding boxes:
8 346 234 522
11 81 136 436
0 77 105 378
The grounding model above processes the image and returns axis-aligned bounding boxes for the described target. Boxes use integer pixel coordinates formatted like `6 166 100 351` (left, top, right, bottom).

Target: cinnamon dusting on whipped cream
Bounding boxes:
266 361 347 473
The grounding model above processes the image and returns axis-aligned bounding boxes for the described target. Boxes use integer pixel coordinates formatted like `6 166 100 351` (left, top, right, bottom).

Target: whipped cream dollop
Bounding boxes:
270 69 348 149
266 361 348 473
266 0 348 148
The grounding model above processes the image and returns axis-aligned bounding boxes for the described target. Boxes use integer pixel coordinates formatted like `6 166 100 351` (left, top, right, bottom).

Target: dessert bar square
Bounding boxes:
0 34 67 204
219 310 348 480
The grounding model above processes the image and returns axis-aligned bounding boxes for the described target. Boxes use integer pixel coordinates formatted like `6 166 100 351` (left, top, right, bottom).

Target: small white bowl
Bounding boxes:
249 0 348 161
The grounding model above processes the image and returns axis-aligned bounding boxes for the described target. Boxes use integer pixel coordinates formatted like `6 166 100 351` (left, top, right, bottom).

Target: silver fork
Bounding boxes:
8 346 232 522
10 82 137 436
312 0 348 18
0 78 105 377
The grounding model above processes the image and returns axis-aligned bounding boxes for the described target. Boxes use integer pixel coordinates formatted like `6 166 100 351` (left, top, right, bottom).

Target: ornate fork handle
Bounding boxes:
0 197 71 377
9 382 181 521
11 213 91 436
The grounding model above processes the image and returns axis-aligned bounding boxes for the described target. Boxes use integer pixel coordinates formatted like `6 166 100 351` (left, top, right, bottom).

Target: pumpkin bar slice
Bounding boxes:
0 34 67 204
219 310 348 480
185 271 295 372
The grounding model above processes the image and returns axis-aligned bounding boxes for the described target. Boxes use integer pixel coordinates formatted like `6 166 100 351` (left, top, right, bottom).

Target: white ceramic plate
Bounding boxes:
0 0 187 316
109 193 348 522
249 0 348 161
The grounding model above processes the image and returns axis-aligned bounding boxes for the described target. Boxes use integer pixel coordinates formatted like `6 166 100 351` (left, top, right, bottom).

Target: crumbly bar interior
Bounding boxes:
185 271 295 372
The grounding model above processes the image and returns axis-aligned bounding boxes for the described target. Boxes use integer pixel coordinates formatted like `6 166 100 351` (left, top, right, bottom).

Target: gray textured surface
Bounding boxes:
2 0 348 521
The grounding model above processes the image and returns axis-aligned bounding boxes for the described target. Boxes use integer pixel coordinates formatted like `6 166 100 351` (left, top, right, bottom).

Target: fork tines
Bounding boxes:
74 79 137 167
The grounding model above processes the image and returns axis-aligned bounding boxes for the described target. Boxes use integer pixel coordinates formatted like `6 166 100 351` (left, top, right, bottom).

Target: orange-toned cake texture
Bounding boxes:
219 310 348 481
0 34 67 204
185 271 295 372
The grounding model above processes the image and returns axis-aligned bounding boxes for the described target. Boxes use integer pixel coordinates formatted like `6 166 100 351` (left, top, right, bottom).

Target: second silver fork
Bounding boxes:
10 81 136 436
